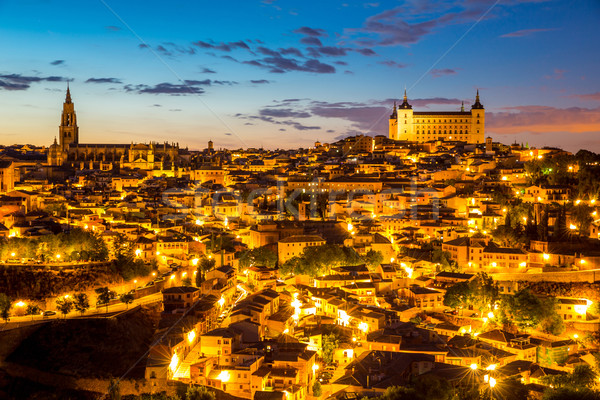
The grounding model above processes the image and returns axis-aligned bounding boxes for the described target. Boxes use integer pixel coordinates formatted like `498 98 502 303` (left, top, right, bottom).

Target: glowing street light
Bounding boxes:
169 353 179 373
187 330 196 344
135 249 142 257
15 301 26 307
358 322 369 333
470 363 478 370
56 254 61 259
10 252 15 257
489 377 497 388
543 253 550 261
217 370 230 382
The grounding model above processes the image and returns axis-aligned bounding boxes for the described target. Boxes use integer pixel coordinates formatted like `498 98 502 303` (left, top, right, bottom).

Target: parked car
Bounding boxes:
42 310 57 317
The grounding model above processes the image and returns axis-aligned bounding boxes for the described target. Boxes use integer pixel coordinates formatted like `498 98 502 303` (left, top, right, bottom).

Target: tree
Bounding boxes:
378 386 417 400
312 380 322 397
412 375 452 400
322 333 339 364
498 376 531 400
280 244 362 277
196 257 215 286
363 249 384 268
238 246 278 270
119 293 135 309
55 296 73 318
96 287 112 313
73 292 90 315
469 272 499 313
431 249 452 269
182 276 192 286
25 304 41 320
570 365 597 388
108 378 121 400
541 365 599 400
502 289 562 333
443 281 472 310
542 387 599 400
186 385 215 400
0 293 11 322
540 312 565 336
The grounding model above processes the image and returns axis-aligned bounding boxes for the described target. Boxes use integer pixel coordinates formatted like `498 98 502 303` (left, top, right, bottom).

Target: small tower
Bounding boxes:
388 101 398 140
59 84 79 150
396 90 414 141
470 89 485 144
208 139 214 152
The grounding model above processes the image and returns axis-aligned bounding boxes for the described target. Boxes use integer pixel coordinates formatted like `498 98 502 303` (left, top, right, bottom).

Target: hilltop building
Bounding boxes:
389 90 485 144
47 86 181 169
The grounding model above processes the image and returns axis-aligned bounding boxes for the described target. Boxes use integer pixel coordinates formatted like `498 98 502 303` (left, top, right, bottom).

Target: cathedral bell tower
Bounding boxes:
59 84 79 150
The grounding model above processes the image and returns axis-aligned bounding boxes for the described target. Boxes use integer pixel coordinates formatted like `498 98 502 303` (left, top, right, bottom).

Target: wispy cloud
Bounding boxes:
570 92 600 102
378 60 407 68
430 68 457 78
293 26 328 37
123 79 237 95
124 82 206 95
348 1 550 47
0 73 68 91
50 60 65 66
487 105 600 135
86 77 122 84
500 28 555 38
544 68 566 80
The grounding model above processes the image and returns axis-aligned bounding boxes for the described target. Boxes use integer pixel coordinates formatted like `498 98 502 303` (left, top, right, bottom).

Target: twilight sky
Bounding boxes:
1 0 599 152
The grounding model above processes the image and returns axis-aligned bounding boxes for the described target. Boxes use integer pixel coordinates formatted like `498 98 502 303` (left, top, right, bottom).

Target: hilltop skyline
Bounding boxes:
1 0 599 152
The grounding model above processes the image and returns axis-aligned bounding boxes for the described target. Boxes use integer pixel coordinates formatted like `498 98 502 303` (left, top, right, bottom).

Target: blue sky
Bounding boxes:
1 0 599 151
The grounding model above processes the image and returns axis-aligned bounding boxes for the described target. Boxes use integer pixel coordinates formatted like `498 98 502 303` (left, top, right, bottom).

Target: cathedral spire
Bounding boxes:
65 83 72 104
471 89 484 109
59 85 78 148
390 101 397 119
399 89 412 109
461 101 464 112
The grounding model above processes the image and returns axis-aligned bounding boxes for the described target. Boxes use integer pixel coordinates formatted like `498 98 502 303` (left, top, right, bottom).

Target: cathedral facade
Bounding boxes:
389 90 485 144
48 87 181 169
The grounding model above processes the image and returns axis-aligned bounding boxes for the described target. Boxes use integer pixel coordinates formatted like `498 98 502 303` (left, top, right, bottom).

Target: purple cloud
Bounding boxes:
0 73 68 91
300 37 323 46
378 60 407 68
86 77 122 84
500 28 556 38
293 27 328 37
570 92 600 102
430 68 457 78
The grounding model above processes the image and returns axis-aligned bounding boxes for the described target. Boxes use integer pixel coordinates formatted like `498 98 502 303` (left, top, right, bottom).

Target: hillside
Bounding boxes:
5 307 156 379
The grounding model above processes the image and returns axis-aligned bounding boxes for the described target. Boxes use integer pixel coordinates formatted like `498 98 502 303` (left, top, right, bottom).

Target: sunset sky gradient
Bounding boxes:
1 0 599 152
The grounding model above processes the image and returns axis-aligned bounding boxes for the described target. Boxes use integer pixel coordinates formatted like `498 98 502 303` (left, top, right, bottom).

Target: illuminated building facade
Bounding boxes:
389 90 485 144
